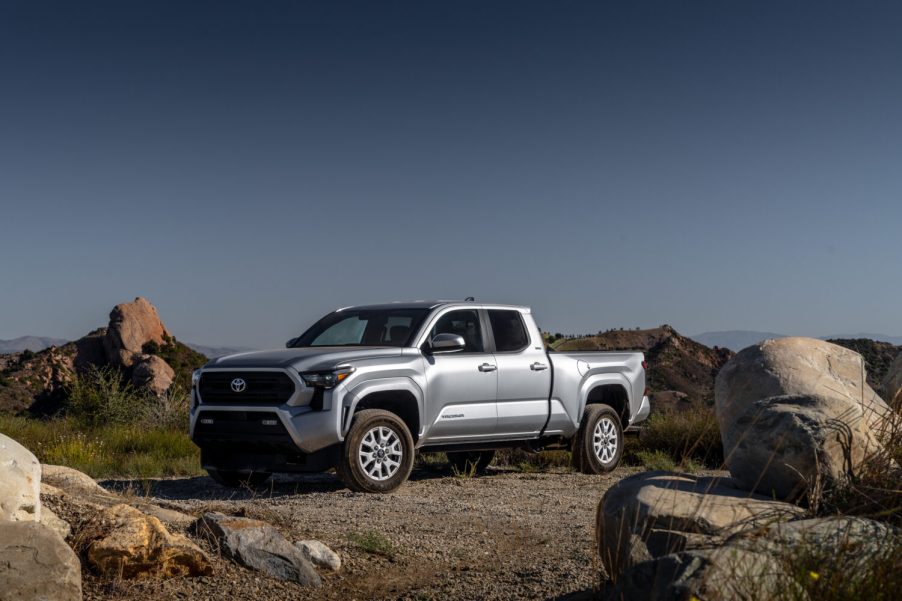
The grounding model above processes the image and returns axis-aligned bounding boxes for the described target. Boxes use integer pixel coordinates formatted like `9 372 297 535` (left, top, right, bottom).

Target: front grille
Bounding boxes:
198 371 296 404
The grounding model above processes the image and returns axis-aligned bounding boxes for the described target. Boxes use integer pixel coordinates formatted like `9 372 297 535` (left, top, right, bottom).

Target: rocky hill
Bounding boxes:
0 298 206 415
552 325 734 405
827 338 900 389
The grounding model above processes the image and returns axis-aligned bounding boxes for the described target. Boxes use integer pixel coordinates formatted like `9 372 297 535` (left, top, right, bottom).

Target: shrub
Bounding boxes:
349 530 395 558
743 526 902 601
817 410 902 527
65 366 152 427
0 414 201 479
631 403 723 468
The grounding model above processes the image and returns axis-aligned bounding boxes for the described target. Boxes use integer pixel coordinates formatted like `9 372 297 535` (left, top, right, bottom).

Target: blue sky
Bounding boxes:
1 1 900 348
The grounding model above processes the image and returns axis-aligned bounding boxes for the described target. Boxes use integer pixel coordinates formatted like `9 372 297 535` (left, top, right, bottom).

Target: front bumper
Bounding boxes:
189 368 346 455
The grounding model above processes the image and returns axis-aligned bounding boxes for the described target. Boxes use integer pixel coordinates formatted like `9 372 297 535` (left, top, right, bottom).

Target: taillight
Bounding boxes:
641 360 648 370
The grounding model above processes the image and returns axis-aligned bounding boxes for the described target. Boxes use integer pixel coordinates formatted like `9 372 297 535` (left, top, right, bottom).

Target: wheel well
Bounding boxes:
586 384 630 426
354 391 420 441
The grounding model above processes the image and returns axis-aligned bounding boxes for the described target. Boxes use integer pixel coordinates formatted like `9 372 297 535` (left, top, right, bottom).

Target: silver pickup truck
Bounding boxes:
190 301 649 493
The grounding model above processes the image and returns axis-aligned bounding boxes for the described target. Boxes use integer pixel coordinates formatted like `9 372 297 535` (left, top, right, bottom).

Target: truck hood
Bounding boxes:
205 347 405 372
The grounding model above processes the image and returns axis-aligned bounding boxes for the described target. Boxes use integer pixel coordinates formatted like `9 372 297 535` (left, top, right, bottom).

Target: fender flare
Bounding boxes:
576 372 633 428
341 376 425 436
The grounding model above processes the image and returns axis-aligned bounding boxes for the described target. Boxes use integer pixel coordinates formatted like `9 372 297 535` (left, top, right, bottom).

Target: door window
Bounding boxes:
488 310 530 352
428 310 485 352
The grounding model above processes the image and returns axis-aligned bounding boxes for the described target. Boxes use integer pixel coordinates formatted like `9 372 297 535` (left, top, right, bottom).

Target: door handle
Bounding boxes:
478 363 497 372
530 362 548 371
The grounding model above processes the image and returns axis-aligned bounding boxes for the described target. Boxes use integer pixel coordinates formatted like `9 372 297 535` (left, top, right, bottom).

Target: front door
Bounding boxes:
421 309 498 442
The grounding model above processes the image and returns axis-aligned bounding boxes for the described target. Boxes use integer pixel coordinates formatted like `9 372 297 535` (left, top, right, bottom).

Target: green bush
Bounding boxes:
65 366 152 427
630 403 723 468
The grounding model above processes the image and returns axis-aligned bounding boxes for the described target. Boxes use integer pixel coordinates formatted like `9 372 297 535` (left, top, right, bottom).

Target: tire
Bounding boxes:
571 404 623 474
447 450 496 476
336 409 415 493
207 468 272 488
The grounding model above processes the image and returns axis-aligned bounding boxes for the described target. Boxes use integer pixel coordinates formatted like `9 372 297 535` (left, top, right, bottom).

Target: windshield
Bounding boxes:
290 308 430 348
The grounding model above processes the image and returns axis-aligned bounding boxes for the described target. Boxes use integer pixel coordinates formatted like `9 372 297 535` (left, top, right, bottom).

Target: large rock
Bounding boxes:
715 337 892 501
41 464 194 527
883 352 902 410
612 516 898 601
0 521 82 601
610 545 783 601
86 504 212 579
104 297 171 367
596 471 804 580
131 354 175 395
0 433 41 522
42 463 108 495
192 513 321 587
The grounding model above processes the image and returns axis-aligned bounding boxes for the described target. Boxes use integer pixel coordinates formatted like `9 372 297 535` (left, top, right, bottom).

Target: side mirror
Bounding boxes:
286 337 299 348
429 333 466 354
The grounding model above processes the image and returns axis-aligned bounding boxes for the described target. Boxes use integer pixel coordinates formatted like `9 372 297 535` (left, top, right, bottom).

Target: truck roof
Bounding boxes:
337 300 531 313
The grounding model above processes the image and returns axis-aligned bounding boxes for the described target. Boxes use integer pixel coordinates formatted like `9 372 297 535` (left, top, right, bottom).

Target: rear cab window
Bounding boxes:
488 310 530 352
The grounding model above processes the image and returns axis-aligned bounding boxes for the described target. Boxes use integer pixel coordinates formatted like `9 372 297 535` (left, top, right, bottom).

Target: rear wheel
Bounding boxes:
336 409 415 493
447 450 496 476
207 468 272 488
572 404 623 474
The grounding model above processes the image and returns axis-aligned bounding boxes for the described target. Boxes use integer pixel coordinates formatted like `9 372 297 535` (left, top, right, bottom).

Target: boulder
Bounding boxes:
131 354 175 395
0 433 41 522
295 540 341 571
0 521 82 601
192 513 321 587
40 506 71 540
104 297 171 367
596 471 804 580
610 545 785 601
42 463 108 495
86 504 212 579
715 337 892 501
40 464 194 527
612 516 898 601
728 515 898 558
883 352 902 410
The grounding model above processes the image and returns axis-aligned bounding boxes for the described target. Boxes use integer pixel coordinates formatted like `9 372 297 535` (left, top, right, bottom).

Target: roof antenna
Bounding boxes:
465 296 475 302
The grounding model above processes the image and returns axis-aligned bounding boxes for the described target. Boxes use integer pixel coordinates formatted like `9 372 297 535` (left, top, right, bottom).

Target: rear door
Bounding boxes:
420 308 498 442
489 309 551 437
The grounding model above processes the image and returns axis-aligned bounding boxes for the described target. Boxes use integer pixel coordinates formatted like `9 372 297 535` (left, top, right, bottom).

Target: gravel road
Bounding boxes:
86 465 643 601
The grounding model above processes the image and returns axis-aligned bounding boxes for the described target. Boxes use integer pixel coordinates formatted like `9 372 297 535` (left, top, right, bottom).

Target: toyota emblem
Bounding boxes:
231 378 247 393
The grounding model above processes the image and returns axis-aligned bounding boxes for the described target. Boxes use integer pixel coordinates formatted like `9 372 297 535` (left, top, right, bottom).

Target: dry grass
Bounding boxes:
626 402 723 469
0 414 201 479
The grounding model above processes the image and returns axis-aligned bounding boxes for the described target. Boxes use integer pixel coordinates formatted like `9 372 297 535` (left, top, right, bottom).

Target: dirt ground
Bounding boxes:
84 464 644 601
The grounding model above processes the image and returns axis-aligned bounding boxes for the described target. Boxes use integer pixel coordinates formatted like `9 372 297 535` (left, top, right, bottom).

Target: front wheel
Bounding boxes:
572 404 623 474
336 409 415 493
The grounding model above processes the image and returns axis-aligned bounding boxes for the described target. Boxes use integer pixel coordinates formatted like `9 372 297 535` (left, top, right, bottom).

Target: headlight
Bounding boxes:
192 369 202 388
300 366 355 389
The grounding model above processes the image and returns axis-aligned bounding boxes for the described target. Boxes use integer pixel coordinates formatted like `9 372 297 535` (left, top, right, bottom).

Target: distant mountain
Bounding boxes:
184 342 255 359
692 330 902 352
823 333 902 346
690 331 788 352
0 336 69 354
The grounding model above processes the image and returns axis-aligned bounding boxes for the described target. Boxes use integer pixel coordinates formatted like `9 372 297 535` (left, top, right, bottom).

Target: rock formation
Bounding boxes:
715 337 891 501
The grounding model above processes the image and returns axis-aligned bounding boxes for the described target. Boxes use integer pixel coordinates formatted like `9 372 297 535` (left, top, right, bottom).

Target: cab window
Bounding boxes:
488 310 530 352
428 309 484 353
